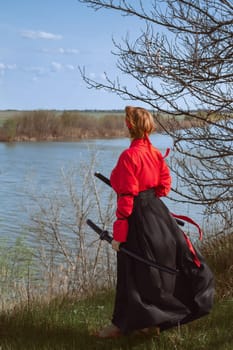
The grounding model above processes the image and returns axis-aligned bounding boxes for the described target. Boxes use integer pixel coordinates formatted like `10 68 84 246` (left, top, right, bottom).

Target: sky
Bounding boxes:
0 0 143 110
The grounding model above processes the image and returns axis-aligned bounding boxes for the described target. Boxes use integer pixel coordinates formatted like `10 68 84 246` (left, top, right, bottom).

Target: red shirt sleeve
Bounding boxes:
110 150 139 242
110 150 139 219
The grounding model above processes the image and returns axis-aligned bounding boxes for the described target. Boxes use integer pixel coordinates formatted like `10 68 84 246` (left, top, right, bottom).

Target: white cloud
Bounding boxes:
40 48 79 55
0 62 17 75
51 62 63 72
0 63 17 70
7 64 17 70
21 30 62 40
58 48 79 55
89 72 107 81
50 62 76 73
32 76 39 82
66 64 75 70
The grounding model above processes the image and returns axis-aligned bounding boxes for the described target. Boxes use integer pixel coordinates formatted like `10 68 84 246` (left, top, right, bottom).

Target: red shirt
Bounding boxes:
110 136 171 241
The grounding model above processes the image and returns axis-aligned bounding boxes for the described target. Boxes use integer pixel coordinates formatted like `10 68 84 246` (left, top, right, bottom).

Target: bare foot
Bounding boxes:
96 323 121 338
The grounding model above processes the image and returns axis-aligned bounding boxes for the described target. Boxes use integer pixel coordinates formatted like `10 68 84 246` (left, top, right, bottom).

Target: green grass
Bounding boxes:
0 290 232 350
0 184 232 350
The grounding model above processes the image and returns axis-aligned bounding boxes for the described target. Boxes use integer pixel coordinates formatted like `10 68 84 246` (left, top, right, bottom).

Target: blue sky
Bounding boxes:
0 0 143 110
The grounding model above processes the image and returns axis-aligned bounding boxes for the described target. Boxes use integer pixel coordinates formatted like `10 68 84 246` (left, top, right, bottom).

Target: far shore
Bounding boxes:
0 109 216 142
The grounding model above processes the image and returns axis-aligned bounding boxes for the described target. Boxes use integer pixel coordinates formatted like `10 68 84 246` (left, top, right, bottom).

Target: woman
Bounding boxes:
98 106 214 338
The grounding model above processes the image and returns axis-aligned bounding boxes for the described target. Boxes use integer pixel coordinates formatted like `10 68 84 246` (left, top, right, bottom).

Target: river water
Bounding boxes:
0 134 205 245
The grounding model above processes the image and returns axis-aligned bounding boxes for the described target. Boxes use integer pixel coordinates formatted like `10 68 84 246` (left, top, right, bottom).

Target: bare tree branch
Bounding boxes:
78 0 233 232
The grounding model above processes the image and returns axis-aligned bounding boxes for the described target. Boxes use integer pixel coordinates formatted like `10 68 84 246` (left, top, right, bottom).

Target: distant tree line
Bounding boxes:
0 110 126 141
0 110 203 142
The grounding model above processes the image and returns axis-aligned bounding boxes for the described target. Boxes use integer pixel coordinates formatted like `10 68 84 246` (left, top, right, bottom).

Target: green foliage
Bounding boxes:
0 235 34 280
0 232 232 349
0 291 232 349
201 233 233 299
0 235 35 305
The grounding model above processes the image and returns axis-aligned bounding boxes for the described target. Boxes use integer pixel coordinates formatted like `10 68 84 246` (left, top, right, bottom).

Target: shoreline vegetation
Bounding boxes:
0 109 204 142
0 138 232 349
0 230 232 349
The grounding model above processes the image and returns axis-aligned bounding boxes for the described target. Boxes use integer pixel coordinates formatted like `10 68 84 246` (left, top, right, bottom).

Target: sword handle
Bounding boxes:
94 172 111 187
86 219 112 244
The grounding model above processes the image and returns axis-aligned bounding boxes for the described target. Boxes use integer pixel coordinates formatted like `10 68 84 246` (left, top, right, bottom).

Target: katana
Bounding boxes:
86 219 179 275
94 172 185 227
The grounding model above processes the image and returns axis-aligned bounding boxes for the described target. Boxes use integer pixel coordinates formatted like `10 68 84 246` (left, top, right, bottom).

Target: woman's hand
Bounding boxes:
112 239 121 252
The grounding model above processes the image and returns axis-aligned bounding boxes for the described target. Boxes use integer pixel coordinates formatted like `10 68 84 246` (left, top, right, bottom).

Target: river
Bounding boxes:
0 134 205 246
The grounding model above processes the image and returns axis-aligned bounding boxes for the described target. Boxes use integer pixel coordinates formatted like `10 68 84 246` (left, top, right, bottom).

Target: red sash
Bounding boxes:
171 213 203 268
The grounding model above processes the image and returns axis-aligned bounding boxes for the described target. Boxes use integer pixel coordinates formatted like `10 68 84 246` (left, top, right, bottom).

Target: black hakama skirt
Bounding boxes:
112 189 215 334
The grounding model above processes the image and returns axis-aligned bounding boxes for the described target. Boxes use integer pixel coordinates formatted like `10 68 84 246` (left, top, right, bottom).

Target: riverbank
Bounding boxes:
0 291 232 350
0 231 232 349
0 109 201 142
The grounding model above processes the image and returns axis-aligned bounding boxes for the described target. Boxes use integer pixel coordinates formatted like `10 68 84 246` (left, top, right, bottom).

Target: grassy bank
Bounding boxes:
0 290 232 350
0 232 232 350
